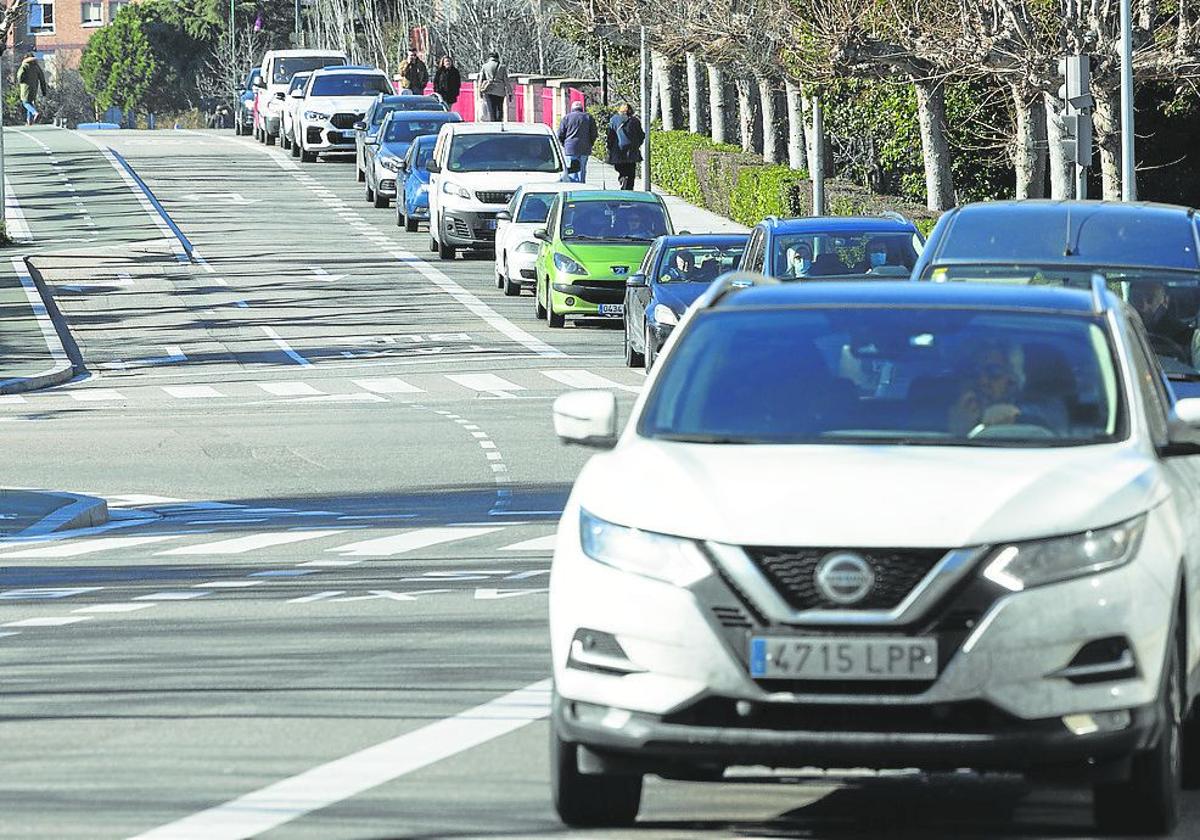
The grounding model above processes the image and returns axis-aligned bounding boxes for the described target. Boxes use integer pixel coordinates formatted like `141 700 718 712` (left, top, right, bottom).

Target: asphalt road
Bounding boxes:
2 127 1198 839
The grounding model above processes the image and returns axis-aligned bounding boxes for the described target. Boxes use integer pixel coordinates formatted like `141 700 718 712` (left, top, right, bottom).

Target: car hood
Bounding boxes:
448 172 565 190
575 441 1167 549
651 282 710 314
563 242 653 275
378 140 412 159
307 96 376 113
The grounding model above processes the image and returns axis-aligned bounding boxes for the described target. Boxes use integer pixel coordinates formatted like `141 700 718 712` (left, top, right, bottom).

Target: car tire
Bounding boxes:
265 131 276 147
429 234 438 253
357 166 365 183
365 182 375 204
281 133 290 151
374 191 389 209
301 148 317 163
624 319 644 368
551 727 641 828
644 323 657 370
535 281 547 319
438 238 456 260
405 214 419 233
1093 620 1183 836
503 273 520 296
547 296 565 328
291 141 301 159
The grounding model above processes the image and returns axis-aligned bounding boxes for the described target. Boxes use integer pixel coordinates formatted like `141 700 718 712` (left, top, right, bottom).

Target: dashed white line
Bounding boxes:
259 326 312 367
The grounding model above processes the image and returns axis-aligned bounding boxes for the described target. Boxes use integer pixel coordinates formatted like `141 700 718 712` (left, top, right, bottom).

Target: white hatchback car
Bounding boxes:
295 67 393 163
494 183 598 296
549 277 1200 836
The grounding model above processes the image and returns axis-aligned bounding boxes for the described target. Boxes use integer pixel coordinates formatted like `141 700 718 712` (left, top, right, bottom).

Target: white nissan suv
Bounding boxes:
295 66 393 163
549 276 1200 836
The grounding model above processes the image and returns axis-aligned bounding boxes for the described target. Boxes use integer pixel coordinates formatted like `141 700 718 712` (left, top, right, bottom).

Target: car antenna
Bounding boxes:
1063 202 1074 257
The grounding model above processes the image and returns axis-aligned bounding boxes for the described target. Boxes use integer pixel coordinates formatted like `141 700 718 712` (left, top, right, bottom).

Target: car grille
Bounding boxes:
519 268 536 279
475 190 514 205
743 547 946 611
449 217 472 238
379 179 395 191
331 112 361 130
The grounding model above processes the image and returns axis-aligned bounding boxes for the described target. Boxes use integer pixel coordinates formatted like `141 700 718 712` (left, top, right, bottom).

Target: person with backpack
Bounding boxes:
398 49 429 95
606 103 645 190
16 53 47 126
478 52 511 121
433 55 461 107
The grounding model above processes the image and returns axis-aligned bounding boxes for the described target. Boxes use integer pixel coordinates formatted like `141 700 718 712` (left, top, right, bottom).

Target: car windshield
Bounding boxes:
928 264 1200 380
412 141 435 169
772 231 921 279
516 193 554 224
638 307 1123 447
384 117 452 144
273 57 342 84
448 134 559 173
658 244 746 283
561 200 669 242
310 74 391 97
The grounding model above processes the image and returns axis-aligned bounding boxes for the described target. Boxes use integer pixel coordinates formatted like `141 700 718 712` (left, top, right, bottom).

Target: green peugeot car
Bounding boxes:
533 190 673 328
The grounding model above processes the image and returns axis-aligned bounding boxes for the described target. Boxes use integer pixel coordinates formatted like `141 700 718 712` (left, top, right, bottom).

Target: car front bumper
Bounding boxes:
440 209 500 248
549 278 626 315
303 123 357 152
506 251 539 287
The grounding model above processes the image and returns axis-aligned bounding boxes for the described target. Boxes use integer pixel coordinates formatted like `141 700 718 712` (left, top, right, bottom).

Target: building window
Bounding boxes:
108 0 126 18
81 0 101 25
28 0 54 33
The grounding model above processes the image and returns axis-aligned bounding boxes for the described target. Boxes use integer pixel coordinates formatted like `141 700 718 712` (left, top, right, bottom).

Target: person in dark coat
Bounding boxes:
17 53 47 125
433 56 462 107
398 49 429 95
606 103 644 190
478 51 511 121
556 100 597 183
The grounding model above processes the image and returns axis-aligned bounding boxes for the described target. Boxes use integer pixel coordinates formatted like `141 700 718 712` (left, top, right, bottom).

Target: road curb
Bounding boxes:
0 256 82 395
3 489 110 537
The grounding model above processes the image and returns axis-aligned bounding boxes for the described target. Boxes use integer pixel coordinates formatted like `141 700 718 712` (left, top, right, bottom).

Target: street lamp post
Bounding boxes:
1119 0 1136 200
639 25 650 191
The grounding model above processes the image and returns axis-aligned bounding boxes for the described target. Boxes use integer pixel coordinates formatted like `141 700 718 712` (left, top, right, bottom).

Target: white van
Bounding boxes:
253 49 347 145
426 122 575 260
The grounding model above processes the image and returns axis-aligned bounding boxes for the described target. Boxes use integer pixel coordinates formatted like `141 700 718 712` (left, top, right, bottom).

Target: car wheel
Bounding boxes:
365 182 375 204
405 213 419 233
535 279 547 319
357 166 365 183
624 318 644 368
429 233 438 253
291 141 301 159
374 191 389 209
644 323 657 370
551 727 641 828
265 131 276 147
438 238 456 260
1093 620 1183 836
301 148 317 163
547 295 565 328
281 133 290 151
234 120 243 136
503 272 520 297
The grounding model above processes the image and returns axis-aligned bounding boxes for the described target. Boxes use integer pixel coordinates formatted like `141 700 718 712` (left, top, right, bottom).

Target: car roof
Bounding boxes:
563 190 663 203
442 122 554 136
759 216 918 234
311 65 388 77
655 234 748 247
718 280 1099 314
264 49 345 58
383 110 458 121
518 183 600 195
926 200 1200 271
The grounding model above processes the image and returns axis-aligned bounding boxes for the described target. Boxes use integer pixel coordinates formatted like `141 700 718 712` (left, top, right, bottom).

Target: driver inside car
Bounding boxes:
947 345 1023 436
1129 281 1194 365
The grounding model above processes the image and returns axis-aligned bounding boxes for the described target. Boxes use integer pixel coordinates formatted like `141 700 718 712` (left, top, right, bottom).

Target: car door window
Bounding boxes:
744 230 765 273
1130 319 1171 448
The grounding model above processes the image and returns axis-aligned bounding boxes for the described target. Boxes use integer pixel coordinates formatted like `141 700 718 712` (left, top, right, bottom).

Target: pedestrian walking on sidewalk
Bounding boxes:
17 53 47 126
398 49 429 95
478 52 511 122
557 101 596 183
606 103 645 190
433 56 462 107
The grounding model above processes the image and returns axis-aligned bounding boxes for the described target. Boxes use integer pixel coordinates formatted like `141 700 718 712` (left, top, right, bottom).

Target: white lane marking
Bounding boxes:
445 374 523 398
9 256 71 382
196 581 263 588
163 385 223 399
475 588 549 600
391 249 566 359
158 530 345 556
126 680 552 840
498 534 558 552
1 535 181 558
541 369 642 394
4 184 32 241
0 587 101 600
288 591 345 603
133 591 210 601
259 326 312 367
70 389 125 402
73 603 157 614
108 494 184 506
329 527 501 558
298 558 361 567
353 377 423 394
0 395 26 405
3 616 93 628
258 381 321 397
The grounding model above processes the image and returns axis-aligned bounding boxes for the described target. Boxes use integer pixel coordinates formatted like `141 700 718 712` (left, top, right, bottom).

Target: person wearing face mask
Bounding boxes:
861 238 891 273
785 242 813 278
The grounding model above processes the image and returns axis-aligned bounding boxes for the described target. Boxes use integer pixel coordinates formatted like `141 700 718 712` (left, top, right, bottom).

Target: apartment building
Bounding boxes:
8 0 132 79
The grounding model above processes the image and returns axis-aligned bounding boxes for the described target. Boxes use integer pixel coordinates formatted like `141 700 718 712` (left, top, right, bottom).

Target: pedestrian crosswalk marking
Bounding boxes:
73 603 156 614
163 385 222 399
541 369 642 394
0 534 181 558
446 374 523 396
0 395 26 404
2 616 92 627
329 527 502 557
259 382 322 396
499 534 558 552
158 530 346 556
353 377 424 394
71 389 125 402
133 591 210 601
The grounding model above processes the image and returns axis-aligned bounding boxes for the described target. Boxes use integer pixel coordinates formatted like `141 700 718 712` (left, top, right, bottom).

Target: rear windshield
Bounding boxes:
561 200 668 242
384 116 455 144
517 193 555 223
310 73 391 97
937 206 1199 270
372 99 447 125
448 134 559 173
272 56 343 84
638 307 1123 447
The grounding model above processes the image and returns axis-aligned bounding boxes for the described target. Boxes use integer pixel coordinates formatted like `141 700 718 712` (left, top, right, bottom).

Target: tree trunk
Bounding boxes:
706 63 726 144
658 53 682 131
757 76 781 163
913 79 954 211
650 51 663 125
735 77 754 154
784 80 808 172
1093 84 1122 200
1045 92 1073 199
1010 83 1047 199
686 52 704 135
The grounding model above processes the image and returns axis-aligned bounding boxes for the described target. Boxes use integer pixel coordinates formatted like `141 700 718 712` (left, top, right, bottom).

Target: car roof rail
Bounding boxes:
1090 273 1110 315
697 271 779 309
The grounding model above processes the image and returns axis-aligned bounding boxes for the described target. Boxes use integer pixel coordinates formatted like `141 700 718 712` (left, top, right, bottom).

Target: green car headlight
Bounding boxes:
983 515 1146 591
553 252 588 275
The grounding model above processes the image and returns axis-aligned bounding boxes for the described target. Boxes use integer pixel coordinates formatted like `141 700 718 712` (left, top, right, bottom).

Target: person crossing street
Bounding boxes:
556 101 597 183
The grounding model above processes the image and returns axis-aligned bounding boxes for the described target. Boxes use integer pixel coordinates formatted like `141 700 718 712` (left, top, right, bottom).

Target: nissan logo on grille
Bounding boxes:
814 552 875 605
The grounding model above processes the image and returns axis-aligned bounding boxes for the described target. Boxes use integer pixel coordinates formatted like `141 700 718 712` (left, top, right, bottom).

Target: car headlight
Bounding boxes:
303 110 330 121
983 515 1146 591
579 509 711 587
378 156 401 172
441 181 471 200
652 304 679 326
553 252 588 275
515 240 540 255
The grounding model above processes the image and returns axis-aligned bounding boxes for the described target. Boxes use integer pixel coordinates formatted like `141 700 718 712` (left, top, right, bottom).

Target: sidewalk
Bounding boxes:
584 159 749 235
0 489 109 538
0 257 76 394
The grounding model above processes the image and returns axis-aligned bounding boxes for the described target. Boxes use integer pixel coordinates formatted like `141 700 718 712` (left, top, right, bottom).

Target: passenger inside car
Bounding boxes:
1129 281 1195 365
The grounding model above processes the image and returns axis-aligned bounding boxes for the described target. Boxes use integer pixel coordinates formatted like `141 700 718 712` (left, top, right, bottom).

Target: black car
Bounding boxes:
913 200 1200 397
624 234 748 368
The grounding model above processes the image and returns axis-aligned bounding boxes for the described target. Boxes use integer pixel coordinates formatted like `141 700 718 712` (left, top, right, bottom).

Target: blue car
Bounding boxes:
365 110 460 209
396 135 438 232
740 213 924 280
235 68 260 136
355 93 447 183
623 234 748 368
912 199 1200 397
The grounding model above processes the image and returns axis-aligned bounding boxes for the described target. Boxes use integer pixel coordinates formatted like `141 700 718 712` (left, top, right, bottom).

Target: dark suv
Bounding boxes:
739 214 923 280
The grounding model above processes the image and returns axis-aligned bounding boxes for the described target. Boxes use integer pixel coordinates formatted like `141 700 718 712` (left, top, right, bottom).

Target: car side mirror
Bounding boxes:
289 89 304 99
568 158 581 174
1163 398 1200 456
678 229 691 235
495 210 512 222
254 78 266 89
533 228 549 241
553 391 618 449
274 91 286 100
353 121 367 131
625 273 647 288
426 160 441 173
397 161 408 172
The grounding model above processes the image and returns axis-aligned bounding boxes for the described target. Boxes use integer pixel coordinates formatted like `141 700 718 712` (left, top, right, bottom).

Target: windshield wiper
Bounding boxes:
1165 372 1200 382
655 432 774 444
